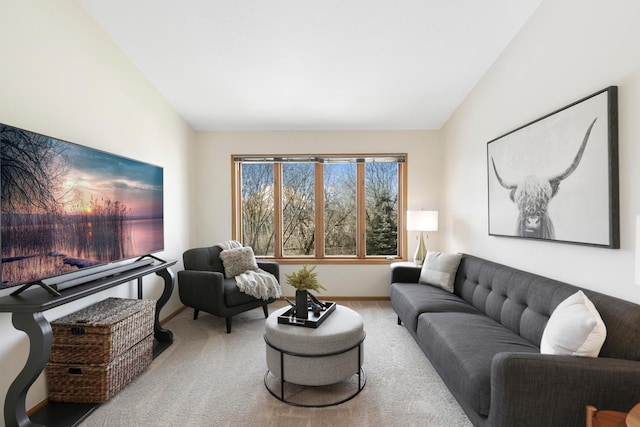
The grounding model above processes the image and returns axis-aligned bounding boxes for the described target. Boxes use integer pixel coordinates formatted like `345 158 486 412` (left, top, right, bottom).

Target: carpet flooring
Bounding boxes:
79 300 472 427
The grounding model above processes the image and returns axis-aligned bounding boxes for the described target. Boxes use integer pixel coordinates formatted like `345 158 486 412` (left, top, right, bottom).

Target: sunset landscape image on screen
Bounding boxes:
0 124 164 288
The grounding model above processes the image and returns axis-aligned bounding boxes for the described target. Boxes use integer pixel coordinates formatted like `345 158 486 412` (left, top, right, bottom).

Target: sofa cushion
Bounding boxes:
416 311 539 416
419 251 462 293
219 246 259 278
540 291 606 357
390 283 480 332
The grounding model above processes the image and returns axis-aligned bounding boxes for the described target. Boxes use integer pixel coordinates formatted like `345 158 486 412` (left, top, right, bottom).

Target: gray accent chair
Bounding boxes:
178 245 279 333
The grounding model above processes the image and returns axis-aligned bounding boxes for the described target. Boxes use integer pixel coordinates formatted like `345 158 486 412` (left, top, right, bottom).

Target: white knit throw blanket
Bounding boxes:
216 240 242 251
215 240 281 300
235 269 281 300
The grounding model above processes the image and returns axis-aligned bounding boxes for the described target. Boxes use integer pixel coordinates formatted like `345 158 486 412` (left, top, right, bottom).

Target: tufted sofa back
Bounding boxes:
454 254 640 361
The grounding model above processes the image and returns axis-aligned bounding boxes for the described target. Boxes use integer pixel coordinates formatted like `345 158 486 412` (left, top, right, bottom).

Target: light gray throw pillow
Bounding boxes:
418 251 462 293
540 290 606 357
219 246 259 278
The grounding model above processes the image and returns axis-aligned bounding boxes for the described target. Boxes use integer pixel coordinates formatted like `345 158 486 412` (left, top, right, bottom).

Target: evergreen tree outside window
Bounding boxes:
366 162 398 256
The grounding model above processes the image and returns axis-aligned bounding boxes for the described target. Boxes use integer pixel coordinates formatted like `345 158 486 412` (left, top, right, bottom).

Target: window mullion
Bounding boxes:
273 163 283 258
356 163 366 258
315 164 325 258
398 162 407 259
232 161 241 240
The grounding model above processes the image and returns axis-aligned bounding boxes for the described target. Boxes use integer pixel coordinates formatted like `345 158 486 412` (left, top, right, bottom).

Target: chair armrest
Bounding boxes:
177 270 225 308
489 352 640 427
258 261 280 282
390 264 421 284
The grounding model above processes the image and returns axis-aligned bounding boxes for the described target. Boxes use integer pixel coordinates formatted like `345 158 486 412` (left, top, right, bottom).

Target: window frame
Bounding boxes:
231 153 407 264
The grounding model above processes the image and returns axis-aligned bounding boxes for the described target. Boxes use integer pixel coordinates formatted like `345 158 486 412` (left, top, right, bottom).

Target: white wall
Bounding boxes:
193 130 443 297
0 0 193 415
442 0 640 303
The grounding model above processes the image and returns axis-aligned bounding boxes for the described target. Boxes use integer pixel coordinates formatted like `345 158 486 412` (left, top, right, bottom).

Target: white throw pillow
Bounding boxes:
219 246 258 278
540 290 607 357
418 251 462 293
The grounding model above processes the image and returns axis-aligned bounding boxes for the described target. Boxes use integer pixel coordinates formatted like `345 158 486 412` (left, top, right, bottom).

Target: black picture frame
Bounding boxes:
487 86 619 248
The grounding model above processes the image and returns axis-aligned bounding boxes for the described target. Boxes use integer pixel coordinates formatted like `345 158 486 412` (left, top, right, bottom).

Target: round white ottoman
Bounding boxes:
264 304 366 406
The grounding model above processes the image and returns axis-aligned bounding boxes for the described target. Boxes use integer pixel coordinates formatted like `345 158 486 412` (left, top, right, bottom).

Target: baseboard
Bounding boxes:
27 399 49 417
160 305 188 325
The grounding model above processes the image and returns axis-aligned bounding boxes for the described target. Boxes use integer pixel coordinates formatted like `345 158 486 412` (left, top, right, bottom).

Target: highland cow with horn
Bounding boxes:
490 118 597 239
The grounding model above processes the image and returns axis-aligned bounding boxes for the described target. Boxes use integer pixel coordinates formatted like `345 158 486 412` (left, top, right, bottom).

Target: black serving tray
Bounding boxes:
277 301 336 328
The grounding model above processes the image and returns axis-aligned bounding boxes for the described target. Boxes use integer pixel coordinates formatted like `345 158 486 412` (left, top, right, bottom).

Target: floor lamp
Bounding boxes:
407 210 438 266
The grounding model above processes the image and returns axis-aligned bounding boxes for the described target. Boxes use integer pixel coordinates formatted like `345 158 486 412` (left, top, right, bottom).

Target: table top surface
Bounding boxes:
0 260 176 313
266 304 363 342
266 304 365 355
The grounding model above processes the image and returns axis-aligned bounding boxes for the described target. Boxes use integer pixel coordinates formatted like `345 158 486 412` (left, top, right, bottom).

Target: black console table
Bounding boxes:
0 259 176 427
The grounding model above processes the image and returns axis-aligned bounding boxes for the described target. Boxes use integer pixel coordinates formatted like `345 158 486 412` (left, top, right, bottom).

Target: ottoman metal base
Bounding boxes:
263 305 366 407
263 334 366 407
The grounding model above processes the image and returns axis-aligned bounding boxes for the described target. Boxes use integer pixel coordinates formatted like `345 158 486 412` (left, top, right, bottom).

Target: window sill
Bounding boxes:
256 257 404 265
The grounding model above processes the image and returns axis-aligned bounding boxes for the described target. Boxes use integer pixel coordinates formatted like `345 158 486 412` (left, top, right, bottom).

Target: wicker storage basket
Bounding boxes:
50 298 155 364
46 334 153 403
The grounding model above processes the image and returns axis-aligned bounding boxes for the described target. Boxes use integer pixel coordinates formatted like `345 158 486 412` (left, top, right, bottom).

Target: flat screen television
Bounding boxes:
1 123 164 291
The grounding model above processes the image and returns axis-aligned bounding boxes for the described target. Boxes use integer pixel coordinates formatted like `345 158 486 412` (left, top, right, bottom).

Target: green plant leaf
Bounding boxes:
285 265 327 292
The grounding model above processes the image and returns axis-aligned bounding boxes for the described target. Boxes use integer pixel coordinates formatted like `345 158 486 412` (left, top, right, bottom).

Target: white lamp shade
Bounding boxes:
407 211 438 232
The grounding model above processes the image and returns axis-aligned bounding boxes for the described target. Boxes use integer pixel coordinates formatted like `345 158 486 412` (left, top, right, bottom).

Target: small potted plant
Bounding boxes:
285 265 326 319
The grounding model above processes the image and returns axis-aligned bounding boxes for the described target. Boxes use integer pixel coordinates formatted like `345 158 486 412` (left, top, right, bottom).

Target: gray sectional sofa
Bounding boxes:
390 253 640 427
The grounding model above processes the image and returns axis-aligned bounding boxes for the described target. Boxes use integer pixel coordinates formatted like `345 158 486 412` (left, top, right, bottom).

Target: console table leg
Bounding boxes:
4 311 51 427
154 267 175 343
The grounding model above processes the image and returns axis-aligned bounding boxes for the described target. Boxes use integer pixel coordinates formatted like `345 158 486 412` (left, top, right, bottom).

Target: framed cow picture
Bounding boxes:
487 86 619 248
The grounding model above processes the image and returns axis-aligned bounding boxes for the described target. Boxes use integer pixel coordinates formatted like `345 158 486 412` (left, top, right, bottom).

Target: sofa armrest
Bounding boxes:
489 352 640 427
390 264 421 284
177 270 225 309
258 261 280 282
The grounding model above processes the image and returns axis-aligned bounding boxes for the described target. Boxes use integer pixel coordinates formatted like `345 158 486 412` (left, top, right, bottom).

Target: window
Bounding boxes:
232 154 406 262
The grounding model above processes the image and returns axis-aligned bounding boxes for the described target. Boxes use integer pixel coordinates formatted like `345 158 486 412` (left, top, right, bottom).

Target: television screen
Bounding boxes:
1 123 164 290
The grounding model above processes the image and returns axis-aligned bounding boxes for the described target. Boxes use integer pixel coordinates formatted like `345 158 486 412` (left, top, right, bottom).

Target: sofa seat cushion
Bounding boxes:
391 283 480 332
416 312 539 416
223 278 260 307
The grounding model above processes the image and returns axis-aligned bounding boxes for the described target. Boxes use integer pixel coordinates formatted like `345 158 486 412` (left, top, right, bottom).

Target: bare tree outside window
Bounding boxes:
282 163 315 256
324 163 357 255
233 154 405 260
241 163 274 256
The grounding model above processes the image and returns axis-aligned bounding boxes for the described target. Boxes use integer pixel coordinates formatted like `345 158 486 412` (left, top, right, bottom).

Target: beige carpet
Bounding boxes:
79 300 472 427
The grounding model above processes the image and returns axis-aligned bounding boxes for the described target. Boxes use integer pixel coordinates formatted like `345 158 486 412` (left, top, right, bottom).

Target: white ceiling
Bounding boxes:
78 0 542 131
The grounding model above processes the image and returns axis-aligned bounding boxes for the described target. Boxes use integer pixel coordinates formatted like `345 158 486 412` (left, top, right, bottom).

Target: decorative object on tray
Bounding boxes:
285 265 326 320
278 299 336 328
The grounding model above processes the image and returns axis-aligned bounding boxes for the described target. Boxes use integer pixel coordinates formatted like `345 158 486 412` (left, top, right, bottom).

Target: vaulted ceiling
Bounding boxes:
78 0 542 131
